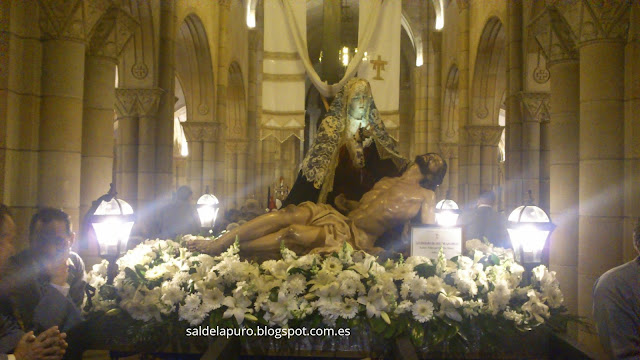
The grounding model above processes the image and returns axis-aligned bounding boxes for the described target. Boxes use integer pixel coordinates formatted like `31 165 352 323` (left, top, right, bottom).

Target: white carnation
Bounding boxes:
412 299 434 323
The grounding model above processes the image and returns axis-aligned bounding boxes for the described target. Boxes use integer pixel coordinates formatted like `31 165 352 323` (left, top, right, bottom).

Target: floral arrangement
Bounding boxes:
85 237 568 354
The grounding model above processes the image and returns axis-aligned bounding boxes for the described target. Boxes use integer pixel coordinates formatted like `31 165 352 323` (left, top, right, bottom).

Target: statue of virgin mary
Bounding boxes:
283 78 408 208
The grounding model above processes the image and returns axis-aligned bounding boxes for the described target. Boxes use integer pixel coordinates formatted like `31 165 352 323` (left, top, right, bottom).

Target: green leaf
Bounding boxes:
370 317 387 334
269 288 279 302
414 263 436 278
410 322 425 347
134 264 147 277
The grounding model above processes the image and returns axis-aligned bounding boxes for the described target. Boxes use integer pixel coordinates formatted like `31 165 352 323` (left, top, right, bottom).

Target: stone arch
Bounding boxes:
471 17 506 126
175 13 215 122
227 62 247 139
117 0 156 87
442 64 459 142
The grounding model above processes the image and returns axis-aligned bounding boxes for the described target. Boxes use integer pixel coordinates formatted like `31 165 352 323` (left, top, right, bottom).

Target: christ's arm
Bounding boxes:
420 190 436 224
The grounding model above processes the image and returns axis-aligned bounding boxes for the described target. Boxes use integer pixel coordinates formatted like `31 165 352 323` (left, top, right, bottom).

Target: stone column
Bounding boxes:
466 126 503 198
539 117 550 213
520 93 550 205
247 30 259 200
155 0 177 200
114 88 164 210
80 54 116 258
236 141 249 207
182 122 219 196
578 37 626 336
80 5 137 254
0 0 42 246
465 127 481 200
548 59 580 314
505 0 524 211
412 66 428 158
624 3 640 262
321 0 341 85
224 140 249 209
427 31 442 154
439 143 459 201
215 0 231 203
37 2 91 230
456 0 470 206
529 3 581 317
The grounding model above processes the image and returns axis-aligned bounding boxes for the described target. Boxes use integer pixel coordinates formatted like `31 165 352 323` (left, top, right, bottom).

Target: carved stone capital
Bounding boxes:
218 0 231 10
465 126 504 146
181 122 220 142
87 5 138 57
551 0 631 45
115 88 164 117
439 142 459 160
457 0 469 12
259 127 304 144
225 139 249 153
520 92 551 123
529 7 578 64
38 0 88 41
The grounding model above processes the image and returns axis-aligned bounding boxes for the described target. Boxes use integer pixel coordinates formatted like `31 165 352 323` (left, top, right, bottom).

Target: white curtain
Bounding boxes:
279 0 383 98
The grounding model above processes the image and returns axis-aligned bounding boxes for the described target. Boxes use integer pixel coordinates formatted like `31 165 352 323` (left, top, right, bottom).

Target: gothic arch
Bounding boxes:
227 62 247 139
175 14 215 122
225 61 248 209
442 64 459 142
117 0 156 87
471 17 506 126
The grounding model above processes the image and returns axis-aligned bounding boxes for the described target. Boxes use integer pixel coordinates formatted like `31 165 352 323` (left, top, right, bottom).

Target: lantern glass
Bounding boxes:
435 199 460 227
197 193 219 228
92 198 134 257
507 205 552 264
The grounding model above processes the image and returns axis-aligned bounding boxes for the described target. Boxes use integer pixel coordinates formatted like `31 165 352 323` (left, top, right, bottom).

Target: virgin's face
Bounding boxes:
348 93 367 120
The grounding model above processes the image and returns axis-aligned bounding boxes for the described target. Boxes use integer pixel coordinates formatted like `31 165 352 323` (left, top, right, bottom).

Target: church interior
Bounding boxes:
1 0 639 358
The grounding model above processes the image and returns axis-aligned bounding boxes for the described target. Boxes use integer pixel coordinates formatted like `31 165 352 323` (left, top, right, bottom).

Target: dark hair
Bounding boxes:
478 191 496 206
176 186 193 202
29 207 71 244
634 218 640 253
0 203 13 230
415 153 447 191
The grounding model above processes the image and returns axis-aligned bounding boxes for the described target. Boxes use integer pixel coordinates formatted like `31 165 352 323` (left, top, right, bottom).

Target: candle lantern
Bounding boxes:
89 185 135 283
507 204 555 265
197 187 219 232
435 199 461 227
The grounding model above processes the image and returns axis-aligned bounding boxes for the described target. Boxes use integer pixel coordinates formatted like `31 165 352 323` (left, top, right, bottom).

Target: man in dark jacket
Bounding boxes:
459 191 511 249
7 208 84 334
0 204 68 360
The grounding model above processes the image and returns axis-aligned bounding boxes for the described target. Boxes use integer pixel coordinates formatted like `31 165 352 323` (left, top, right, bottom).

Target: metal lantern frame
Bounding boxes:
197 187 219 232
88 184 135 284
507 204 555 266
435 198 462 227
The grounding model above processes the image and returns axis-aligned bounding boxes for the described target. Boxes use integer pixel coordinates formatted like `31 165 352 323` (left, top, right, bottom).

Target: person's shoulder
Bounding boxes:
594 258 640 294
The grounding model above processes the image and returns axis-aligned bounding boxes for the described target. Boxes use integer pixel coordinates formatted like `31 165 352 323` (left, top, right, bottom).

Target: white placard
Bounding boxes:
410 226 462 259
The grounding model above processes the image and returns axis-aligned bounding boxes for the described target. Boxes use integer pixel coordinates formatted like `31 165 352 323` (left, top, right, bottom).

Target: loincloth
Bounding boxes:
297 201 371 253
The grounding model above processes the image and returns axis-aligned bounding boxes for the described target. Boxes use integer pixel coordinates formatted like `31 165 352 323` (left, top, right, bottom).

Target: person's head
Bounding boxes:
633 218 640 255
0 204 17 273
477 191 496 207
345 79 373 120
29 207 74 255
414 153 447 191
176 186 193 203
